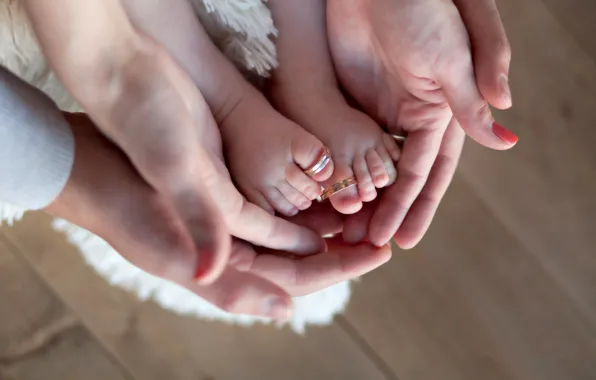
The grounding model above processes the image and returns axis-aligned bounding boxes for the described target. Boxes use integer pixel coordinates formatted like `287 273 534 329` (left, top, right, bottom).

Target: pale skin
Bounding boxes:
23 0 333 284
23 0 514 295
120 0 337 218
326 0 517 248
267 0 401 215
265 0 516 248
47 113 391 320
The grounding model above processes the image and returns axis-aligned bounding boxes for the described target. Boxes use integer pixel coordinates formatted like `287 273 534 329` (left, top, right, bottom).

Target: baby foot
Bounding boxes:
219 89 334 217
271 87 400 214
121 0 333 217
266 0 400 215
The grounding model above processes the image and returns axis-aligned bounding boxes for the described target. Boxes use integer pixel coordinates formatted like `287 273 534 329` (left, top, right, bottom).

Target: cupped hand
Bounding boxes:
47 114 391 320
24 0 326 285
327 0 516 248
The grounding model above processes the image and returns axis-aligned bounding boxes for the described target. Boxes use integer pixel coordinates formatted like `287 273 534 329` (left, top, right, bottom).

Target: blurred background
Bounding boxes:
1 0 596 379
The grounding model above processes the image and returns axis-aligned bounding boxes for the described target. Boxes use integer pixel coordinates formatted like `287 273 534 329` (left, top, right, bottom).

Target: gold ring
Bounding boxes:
303 147 331 177
316 176 358 202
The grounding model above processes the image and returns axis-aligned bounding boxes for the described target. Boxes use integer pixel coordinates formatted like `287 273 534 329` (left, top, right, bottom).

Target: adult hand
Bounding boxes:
46 114 391 320
24 0 326 285
327 0 516 248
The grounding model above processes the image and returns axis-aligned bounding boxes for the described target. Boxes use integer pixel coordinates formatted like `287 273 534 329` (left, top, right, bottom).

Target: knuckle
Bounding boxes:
476 102 494 123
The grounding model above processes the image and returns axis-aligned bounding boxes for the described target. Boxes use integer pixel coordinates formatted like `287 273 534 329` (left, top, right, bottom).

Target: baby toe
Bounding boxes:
264 187 299 217
376 145 398 186
278 181 312 211
285 164 323 201
366 149 390 188
291 130 334 182
383 133 402 162
324 161 362 215
353 154 377 202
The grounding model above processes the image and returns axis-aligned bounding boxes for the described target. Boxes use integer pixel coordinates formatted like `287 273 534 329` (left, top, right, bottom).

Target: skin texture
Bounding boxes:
268 0 401 215
121 0 335 218
46 113 391 320
23 0 332 285
326 0 515 248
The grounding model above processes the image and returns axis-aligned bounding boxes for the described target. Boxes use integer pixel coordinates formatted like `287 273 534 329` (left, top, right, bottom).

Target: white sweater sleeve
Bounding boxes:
0 65 74 210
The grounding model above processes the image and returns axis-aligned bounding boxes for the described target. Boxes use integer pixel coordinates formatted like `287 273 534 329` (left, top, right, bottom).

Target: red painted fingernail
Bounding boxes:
193 249 212 282
492 122 519 145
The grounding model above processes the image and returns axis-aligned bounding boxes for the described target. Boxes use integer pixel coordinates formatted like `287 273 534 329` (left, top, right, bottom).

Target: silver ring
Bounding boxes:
390 134 406 142
303 147 331 177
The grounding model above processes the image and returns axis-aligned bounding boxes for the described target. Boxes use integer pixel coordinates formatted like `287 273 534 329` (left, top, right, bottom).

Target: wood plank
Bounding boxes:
534 0 596 61
1 214 388 380
1 326 132 380
461 0 596 316
342 2 596 378
0 238 131 380
343 176 596 380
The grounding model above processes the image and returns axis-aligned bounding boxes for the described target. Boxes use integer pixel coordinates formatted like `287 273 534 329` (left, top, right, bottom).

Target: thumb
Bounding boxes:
454 0 512 110
438 51 518 150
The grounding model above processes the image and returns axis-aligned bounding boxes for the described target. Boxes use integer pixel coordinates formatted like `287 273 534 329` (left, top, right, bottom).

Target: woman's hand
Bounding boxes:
327 0 516 248
24 0 326 284
46 114 391 320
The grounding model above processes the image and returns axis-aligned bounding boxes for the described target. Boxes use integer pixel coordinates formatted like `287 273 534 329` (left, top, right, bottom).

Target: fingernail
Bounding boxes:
492 122 519 145
499 74 512 107
193 248 212 282
262 296 291 321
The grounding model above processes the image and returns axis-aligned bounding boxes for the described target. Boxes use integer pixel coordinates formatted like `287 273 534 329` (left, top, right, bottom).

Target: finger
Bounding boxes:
184 242 293 321
53 120 201 287
342 200 376 244
155 146 232 285
230 195 326 255
285 202 344 237
117 117 232 285
436 29 517 149
246 238 392 296
394 117 465 249
205 169 326 255
368 127 446 247
453 0 512 109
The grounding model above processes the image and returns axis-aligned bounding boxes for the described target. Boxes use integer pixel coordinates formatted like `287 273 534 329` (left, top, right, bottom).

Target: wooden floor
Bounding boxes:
2 0 596 379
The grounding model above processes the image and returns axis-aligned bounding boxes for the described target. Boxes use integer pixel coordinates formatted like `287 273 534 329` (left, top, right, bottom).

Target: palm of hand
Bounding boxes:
326 0 471 246
327 0 469 134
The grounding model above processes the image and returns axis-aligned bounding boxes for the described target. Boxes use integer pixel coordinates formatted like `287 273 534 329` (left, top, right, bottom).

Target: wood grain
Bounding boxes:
344 176 596 380
535 0 596 60
1 214 387 380
342 0 596 379
0 238 131 380
462 0 596 317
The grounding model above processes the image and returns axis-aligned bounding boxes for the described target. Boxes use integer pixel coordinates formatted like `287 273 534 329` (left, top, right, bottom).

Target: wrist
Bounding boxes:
72 35 184 131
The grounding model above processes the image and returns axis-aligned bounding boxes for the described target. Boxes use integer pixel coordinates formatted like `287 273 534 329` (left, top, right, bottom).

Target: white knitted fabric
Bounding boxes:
0 0 351 333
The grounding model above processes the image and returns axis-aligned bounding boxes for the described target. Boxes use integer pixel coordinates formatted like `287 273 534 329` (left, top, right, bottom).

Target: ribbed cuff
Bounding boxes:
0 66 75 210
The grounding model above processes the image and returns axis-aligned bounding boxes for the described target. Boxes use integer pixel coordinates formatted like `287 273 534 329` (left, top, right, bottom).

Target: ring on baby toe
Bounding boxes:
316 176 358 202
303 147 332 177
